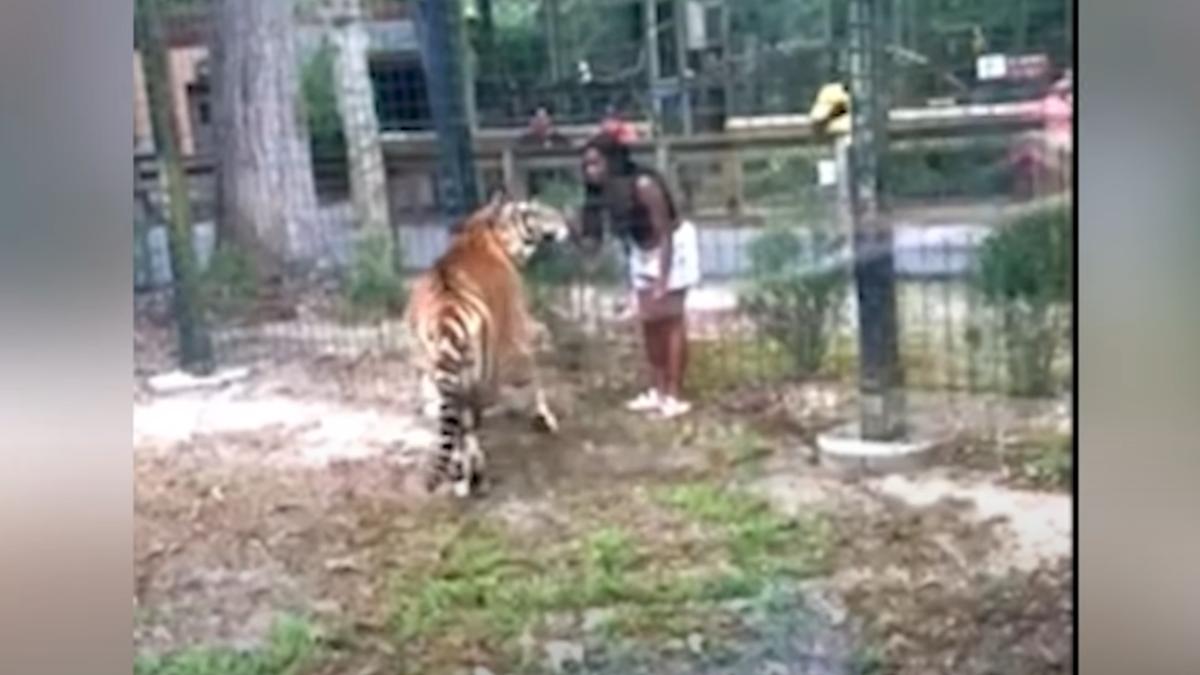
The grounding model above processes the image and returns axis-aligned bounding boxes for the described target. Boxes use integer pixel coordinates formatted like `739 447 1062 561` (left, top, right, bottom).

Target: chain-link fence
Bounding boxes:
133 0 1073 405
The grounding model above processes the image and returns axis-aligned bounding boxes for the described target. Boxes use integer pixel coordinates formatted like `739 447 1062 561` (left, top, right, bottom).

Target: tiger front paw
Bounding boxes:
533 407 559 434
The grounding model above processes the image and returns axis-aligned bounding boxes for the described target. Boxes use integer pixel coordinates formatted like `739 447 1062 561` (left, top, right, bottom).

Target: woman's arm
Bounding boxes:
635 175 676 297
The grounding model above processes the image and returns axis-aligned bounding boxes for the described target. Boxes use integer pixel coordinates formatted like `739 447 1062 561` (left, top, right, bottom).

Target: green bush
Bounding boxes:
344 231 405 320
199 245 258 319
740 224 849 376
974 200 1071 397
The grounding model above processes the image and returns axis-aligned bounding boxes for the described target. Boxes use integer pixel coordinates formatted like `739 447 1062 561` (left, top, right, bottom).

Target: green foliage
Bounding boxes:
524 241 622 290
976 201 1071 306
729 0 832 49
134 615 318 675
533 177 584 213
974 201 1071 396
741 154 828 212
344 232 405 319
300 40 349 196
850 644 887 675
200 245 259 319
301 41 343 149
884 141 1013 201
740 224 849 376
1019 431 1072 490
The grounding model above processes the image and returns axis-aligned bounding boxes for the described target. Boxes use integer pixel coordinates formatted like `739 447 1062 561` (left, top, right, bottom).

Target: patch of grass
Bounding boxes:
850 644 887 675
134 615 319 675
656 483 833 578
387 485 834 671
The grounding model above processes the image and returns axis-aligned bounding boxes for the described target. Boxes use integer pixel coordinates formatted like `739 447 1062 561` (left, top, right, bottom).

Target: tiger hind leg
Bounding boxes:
453 431 485 497
418 372 440 419
451 403 486 498
426 357 472 495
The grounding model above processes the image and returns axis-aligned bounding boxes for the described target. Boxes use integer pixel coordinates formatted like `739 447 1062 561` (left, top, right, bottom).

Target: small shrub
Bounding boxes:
199 245 258 319
740 224 849 376
344 231 405 320
974 201 1071 397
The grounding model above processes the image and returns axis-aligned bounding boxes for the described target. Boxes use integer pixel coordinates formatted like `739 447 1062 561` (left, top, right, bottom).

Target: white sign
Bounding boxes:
976 53 1007 81
817 159 838 187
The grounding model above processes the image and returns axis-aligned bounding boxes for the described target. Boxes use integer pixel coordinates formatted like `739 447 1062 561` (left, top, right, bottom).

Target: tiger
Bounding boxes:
404 190 571 497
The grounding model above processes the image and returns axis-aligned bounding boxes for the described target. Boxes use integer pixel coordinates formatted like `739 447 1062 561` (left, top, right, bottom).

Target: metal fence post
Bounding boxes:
848 0 905 440
418 0 479 219
136 0 214 374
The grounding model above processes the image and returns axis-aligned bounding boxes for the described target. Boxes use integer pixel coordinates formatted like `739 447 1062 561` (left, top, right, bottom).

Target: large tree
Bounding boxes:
315 0 390 237
212 0 320 277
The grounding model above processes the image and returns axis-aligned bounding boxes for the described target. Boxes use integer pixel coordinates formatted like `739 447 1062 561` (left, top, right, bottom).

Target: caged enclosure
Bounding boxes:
133 1 1074 674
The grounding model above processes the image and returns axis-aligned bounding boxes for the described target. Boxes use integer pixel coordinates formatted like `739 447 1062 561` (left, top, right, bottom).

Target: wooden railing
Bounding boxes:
135 100 1045 220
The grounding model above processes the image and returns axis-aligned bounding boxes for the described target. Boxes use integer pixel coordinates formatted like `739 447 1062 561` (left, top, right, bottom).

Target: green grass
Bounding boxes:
655 483 833 578
134 615 319 675
386 483 834 672
1017 430 1072 490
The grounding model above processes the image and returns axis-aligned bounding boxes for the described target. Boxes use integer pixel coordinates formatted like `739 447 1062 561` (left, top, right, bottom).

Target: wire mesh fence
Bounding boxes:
133 0 1073 407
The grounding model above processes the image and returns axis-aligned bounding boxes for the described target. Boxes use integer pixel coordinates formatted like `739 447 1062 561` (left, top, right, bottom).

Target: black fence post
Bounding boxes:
136 0 214 374
848 0 905 440
418 0 480 219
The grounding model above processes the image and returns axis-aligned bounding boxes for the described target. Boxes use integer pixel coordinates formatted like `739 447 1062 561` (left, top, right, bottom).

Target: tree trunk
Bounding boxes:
213 0 320 278
329 1 390 238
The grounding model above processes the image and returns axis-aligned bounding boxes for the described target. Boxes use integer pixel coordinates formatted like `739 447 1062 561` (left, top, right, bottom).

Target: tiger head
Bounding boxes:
478 189 571 263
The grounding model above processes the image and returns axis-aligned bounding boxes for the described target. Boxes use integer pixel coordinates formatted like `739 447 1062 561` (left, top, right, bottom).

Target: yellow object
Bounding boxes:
972 26 988 55
809 82 851 136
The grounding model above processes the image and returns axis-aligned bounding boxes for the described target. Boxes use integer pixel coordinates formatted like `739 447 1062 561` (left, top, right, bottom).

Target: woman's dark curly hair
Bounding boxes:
582 131 636 179
578 131 676 247
579 132 632 245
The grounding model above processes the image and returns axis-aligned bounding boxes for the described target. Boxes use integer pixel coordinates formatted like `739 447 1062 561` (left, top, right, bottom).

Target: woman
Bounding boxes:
578 132 700 418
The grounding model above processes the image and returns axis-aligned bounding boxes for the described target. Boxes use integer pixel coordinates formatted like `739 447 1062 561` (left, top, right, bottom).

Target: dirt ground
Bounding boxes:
133 312 1072 675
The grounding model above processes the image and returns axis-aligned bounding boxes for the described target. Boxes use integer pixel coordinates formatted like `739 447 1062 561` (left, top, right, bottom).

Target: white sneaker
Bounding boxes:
658 396 693 419
625 389 661 412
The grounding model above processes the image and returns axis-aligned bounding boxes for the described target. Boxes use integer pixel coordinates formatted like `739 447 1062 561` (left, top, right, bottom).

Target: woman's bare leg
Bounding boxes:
661 292 689 400
636 289 667 397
